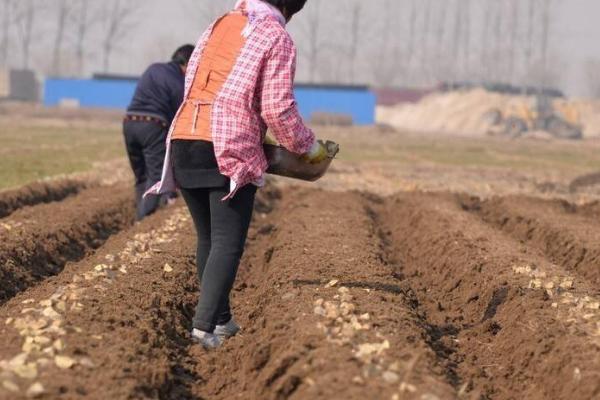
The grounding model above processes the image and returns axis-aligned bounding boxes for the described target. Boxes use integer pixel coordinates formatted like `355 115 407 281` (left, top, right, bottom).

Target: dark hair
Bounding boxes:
172 44 195 66
263 0 308 17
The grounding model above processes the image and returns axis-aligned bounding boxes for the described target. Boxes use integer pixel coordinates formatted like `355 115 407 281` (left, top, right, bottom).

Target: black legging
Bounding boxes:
180 184 257 333
123 119 170 221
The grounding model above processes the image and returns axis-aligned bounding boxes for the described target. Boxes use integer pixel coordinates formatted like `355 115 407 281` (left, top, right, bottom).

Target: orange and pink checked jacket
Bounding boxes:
147 0 315 200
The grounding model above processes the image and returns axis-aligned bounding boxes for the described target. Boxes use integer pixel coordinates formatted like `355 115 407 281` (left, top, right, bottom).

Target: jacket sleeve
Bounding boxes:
259 32 315 155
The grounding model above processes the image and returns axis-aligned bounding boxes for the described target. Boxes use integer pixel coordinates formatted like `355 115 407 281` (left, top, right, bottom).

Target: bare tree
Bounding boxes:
346 0 361 82
449 0 462 80
404 0 418 82
524 0 537 78
388 1 407 85
100 0 139 72
0 0 16 66
492 0 504 81
539 0 553 85
72 0 93 76
372 0 397 86
435 0 449 72
51 0 72 76
420 0 433 81
14 0 35 69
507 0 519 83
72 0 104 76
182 0 229 31
480 0 492 79
300 0 322 82
461 0 472 79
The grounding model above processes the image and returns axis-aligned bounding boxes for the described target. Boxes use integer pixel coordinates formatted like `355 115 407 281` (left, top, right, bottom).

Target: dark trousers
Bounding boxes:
180 184 257 333
123 119 169 220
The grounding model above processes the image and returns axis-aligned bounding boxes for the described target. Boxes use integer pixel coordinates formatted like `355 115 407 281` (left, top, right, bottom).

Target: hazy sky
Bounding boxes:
3 0 600 97
552 0 600 94
122 0 600 96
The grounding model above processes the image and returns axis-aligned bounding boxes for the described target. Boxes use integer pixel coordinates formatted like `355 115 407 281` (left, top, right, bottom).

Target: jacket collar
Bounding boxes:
234 0 286 27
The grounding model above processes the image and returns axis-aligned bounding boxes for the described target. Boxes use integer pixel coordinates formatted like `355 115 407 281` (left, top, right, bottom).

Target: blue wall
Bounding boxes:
44 79 137 109
295 87 375 125
44 79 376 125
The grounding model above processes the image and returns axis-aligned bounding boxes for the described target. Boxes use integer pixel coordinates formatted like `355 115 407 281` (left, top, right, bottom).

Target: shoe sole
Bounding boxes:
191 334 222 349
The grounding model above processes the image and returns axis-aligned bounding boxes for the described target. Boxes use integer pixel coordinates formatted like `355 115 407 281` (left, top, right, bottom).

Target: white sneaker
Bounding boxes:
214 319 241 339
191 329 222 349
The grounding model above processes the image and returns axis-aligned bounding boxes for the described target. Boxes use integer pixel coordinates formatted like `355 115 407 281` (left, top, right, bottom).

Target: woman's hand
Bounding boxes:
302 140 328 164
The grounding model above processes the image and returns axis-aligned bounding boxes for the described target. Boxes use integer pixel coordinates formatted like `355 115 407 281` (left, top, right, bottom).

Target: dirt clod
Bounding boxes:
25 382 44 398
54 355 76 369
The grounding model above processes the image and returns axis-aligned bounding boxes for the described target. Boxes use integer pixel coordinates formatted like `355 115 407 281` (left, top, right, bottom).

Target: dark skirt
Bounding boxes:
171 139 229 189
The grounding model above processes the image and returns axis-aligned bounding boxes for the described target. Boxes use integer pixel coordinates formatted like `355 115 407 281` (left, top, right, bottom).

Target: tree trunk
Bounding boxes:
421 0 433 82
525 0 536 76
435 0 448 73
304 1 321 82
450 0 462 81
100 0 138 73
52 0 69 76
374 0 395 86
103 41 112 73
540 0 552 85
507 0 519 84
19 3 35 69
405 0 418 81
12 0 36 69
481 1 491 78
75 0 90 76
492 0 503 81
347 1 361 82
462 0 472 78
1 0 12 66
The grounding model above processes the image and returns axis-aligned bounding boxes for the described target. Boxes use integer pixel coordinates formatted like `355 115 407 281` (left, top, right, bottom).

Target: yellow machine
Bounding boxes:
487 96 582 140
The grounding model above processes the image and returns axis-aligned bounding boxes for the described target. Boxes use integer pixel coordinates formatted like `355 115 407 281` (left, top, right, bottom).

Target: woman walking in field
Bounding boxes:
147 0 327 348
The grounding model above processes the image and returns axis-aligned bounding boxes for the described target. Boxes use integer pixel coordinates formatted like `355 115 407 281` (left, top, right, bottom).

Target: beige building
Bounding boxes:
0 69 9 98
0 69 39 102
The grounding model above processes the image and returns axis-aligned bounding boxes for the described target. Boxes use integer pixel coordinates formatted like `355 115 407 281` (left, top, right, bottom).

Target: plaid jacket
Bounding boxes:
147 2 315 199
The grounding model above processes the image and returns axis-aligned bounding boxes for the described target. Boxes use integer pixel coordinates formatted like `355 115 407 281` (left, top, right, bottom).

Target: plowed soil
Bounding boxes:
0 184 134 305
378 193 600 399
462 196 600 287
571 172 600 192
0 185 599 400
0 180 89 219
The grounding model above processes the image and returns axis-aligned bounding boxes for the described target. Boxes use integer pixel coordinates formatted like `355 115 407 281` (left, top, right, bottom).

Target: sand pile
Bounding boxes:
563 98 600 138
377 89 600 139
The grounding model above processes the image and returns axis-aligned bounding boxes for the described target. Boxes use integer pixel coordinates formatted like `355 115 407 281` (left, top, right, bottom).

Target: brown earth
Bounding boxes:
0 185 599 400
570 172 600 192
579 200 600 219
0 180 89 219
462 196 600 288
0 184 134 305
192 188 456 400
377 193 600 399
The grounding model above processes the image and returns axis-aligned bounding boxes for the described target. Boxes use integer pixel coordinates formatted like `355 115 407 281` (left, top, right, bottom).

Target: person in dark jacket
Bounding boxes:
124 44 195 220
